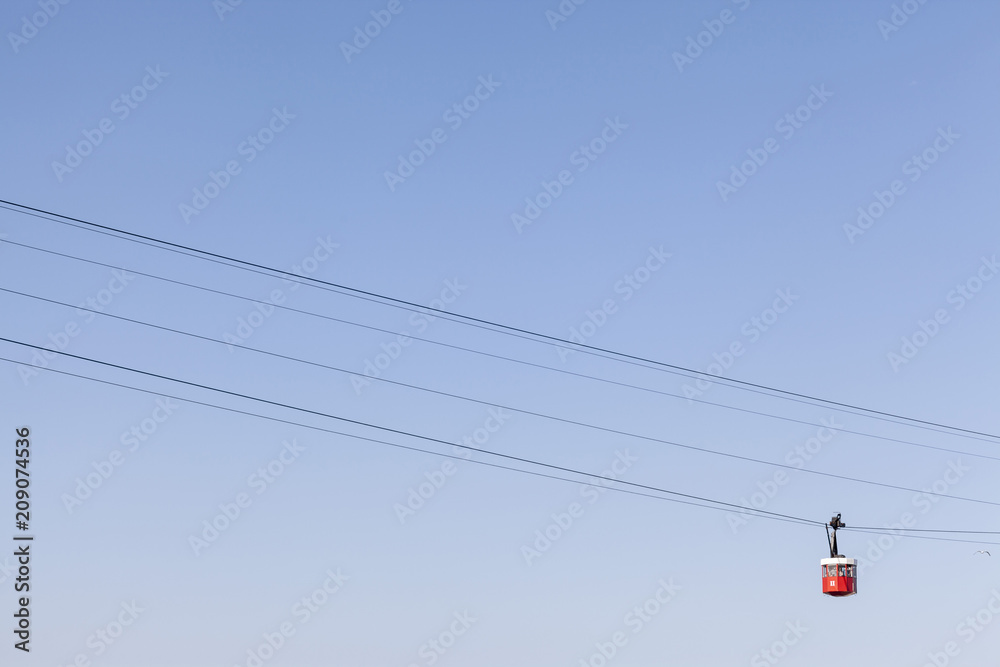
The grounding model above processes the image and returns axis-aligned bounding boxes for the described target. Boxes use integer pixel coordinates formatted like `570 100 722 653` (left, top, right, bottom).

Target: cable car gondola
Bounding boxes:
821 514 857 597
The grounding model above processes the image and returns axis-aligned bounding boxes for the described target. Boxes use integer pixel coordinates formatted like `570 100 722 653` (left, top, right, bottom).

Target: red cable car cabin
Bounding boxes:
821 514 857 597
820 557 857 597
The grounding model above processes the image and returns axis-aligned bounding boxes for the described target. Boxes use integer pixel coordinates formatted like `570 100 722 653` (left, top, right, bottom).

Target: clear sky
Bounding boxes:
2 1 1000 666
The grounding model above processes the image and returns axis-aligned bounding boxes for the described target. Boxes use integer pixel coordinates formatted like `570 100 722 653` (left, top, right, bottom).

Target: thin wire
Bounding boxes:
5 356 996 546
842 528 1000 546
3 198 999 442
6 285 1000 507
0 336 828 526
849 526 1000 535
5 238 1000 456
0 352 822 528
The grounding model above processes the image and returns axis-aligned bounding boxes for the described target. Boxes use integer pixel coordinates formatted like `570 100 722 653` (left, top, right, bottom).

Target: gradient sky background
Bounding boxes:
2 1 1000 665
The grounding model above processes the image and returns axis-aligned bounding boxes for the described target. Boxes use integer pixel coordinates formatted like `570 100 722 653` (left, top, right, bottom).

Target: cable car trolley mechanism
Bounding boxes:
820 514 857 597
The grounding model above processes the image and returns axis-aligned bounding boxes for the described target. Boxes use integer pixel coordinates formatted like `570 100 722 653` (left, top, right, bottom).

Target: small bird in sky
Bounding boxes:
974 550 991 556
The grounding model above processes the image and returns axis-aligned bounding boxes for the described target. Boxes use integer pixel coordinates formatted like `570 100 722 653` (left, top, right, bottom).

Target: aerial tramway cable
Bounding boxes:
5 286 1000 506
0 338 998 545
2 198 999 443
3 238 1000 456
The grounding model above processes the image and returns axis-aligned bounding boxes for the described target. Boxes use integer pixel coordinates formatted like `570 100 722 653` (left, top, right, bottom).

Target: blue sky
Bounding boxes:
2 1 1000 665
